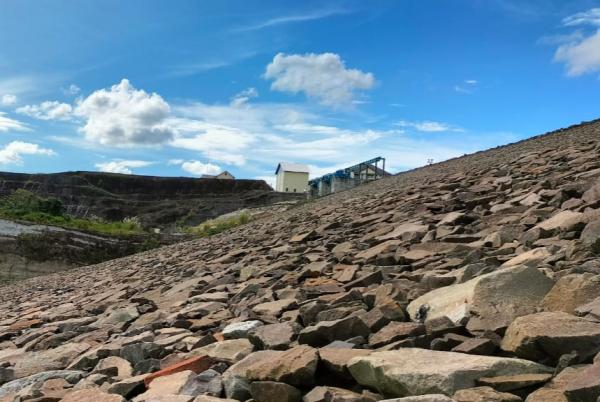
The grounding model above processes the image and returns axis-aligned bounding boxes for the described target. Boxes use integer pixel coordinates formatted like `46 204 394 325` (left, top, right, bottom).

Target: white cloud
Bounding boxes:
0 141 55 165
16 101 73 121
555 30 600 76
237 9 350 32
396 120 463 133
62 84 81 96
75 79 174 146
563 8 600 27
454 79 478 94
551 8 600 76
1 94 17 106
166 61 231 78
0 113 28 132
230 87 258 107
264 53 375 107
95 160 153 174
181 160 222 176
167 159 184 165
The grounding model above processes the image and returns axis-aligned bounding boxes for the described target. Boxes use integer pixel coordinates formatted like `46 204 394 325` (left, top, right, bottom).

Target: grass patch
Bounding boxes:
0 189 145 236
185 212 251 237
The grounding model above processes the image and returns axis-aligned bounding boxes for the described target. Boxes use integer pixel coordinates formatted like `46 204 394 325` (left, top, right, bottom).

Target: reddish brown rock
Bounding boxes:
143 354 213 387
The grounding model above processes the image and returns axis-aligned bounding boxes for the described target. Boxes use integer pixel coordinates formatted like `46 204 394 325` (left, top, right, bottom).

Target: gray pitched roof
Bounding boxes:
275 162 310 174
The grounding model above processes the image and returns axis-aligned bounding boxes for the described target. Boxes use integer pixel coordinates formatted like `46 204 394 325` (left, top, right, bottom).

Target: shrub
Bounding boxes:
1 189 63 216
0 190 145 236
185 212 251 237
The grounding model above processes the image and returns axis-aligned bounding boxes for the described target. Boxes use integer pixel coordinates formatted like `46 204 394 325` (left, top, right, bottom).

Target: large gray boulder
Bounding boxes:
347 348 550 397
406 265 554 333
501 312 600 362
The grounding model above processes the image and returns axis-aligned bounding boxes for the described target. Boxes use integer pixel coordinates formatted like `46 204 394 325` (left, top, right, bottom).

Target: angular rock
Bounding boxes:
61 388 125 402
542 273 600 314
369 322 425 348
222 350 280 400
244 345 318 387
222 320 263 339
452 386 521 402
407 265 553 333
303 385 372 402
298 316 370 347
195 339 253 363
501 248 551 267
107 374 147 398
451 338 497 356
319 348 371 379
250 381 301 402
347 348 550 397
132 370 196 401
248 322 296 350
476 373 552 392
564 363 600 402
92 356 132 379
525 365 589 402
501 312 600 362
181 368 222 397
253 299 298 317
144 354 213 387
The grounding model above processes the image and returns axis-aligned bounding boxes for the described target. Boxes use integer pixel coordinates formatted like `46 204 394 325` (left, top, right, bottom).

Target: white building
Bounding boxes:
275 162 309 193
200 171 235 180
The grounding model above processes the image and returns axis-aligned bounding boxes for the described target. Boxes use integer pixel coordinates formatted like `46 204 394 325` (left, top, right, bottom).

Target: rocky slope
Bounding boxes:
1 119 600 401
0 218 184 285
0 171 302 229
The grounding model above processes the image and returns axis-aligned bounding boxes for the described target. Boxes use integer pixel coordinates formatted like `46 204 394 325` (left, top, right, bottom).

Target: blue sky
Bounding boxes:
1 0 599 185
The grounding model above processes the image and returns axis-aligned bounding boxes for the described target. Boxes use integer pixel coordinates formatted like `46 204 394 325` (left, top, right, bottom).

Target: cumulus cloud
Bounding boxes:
264 53 375 107
16 101 73 121
0 112 28 132
1 94 17 106
230 87 258 107
95 160 153 174
75 79 174 146
551 8 600 76
555 30 600 76
0 141 55 164
181 160 222 176
396 120 463 133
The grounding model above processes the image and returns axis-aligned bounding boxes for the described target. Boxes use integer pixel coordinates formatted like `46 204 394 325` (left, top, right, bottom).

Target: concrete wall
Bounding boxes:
276 171 309 193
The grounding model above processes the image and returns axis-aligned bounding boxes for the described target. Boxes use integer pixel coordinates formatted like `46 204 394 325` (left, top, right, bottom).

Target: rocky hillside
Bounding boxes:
1 119 600 401
0 171 301 229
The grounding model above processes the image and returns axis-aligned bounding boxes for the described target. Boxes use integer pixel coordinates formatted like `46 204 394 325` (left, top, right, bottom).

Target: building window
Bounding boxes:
293 188 296 192
286 187 289 192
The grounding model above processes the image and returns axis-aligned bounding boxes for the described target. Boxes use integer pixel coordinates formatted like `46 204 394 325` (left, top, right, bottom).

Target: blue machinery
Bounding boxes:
309 156 387 197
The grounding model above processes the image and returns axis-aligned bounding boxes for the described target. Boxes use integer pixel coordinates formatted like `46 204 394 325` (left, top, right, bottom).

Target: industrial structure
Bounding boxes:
275 162 310 193
309 157 389 197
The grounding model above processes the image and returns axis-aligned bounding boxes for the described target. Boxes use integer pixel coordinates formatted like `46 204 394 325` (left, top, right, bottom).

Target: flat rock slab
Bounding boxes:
61 388 126 402
406 265 553 333
453 386 521 402
244 345 318 387
347 348 550 397
477 373 553 392
501 312 600 362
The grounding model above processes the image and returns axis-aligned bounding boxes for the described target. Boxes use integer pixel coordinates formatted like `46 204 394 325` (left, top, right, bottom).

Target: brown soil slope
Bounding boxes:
1 119 600 401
